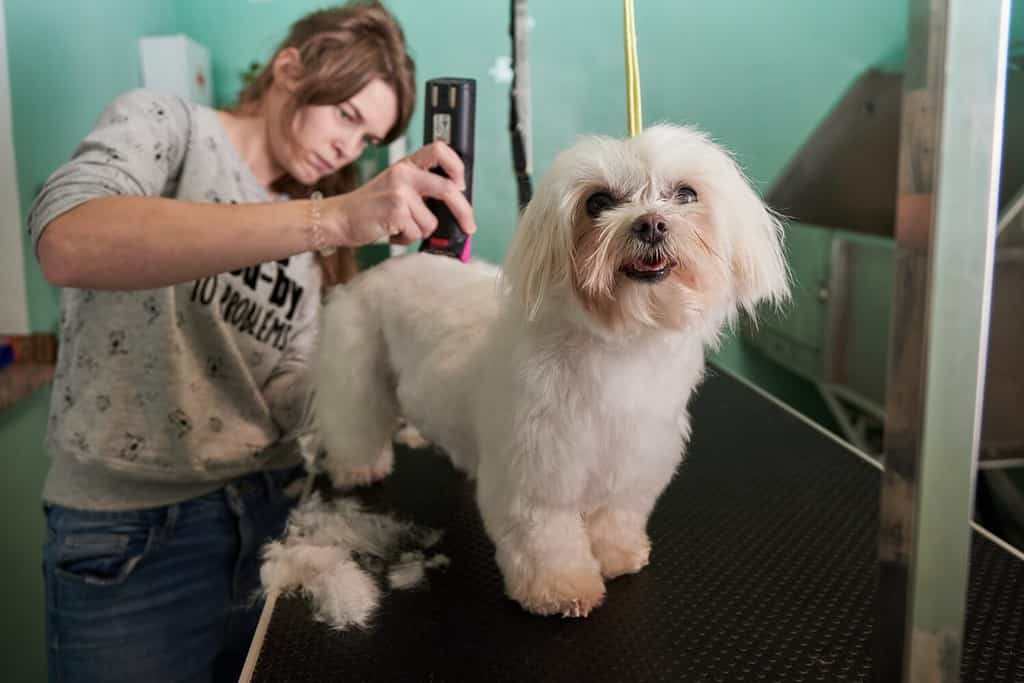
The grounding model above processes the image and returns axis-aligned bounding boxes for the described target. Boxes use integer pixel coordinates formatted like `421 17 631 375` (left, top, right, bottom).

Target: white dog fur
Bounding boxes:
314 124 788 618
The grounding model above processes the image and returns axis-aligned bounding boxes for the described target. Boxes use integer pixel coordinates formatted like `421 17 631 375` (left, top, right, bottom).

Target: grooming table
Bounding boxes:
241 367 1024 682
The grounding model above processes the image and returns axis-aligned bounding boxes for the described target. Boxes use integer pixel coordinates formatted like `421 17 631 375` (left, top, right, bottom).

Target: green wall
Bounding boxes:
8 0 180 333
0 390 53 683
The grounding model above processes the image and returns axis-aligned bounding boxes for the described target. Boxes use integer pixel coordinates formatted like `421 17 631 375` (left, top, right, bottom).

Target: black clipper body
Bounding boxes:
419 77 476 262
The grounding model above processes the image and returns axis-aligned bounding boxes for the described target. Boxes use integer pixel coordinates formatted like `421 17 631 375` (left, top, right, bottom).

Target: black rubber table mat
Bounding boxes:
250 368 1024 682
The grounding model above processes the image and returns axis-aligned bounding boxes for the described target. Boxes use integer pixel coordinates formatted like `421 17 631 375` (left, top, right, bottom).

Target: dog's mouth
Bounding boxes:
620 254 676 282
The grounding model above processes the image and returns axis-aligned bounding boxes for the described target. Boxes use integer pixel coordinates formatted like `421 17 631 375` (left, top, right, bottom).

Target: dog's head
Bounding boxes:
503 124 788 338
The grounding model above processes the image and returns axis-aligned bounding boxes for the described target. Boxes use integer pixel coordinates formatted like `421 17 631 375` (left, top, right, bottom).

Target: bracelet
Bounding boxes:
309 191 336 256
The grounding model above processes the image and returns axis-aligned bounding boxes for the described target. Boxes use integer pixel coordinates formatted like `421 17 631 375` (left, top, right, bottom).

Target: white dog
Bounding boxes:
314 124 788 618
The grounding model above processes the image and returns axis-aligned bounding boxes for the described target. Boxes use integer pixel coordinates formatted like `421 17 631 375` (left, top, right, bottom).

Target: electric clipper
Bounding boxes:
419 78 476 262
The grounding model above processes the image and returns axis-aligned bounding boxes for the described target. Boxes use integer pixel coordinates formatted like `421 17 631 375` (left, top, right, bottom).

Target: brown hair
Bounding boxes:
235 0 416 287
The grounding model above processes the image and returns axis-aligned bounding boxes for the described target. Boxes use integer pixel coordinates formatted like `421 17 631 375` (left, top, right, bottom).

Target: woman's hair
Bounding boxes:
235 0 417 286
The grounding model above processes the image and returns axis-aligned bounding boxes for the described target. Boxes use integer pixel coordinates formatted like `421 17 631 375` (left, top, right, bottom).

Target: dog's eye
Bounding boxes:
585 192 616 217
674 185 698 204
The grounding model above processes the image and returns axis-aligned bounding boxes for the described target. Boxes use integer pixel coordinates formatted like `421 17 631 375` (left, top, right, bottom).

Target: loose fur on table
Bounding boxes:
260 493 446 630
315 124 789 618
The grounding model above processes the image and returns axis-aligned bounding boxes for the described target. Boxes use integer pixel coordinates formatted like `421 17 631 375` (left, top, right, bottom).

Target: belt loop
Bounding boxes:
262 471 277 501
161 503 179 540
224 482 246 517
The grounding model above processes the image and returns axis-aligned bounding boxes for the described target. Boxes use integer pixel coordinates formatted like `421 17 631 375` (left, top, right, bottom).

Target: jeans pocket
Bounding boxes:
52 516 158 587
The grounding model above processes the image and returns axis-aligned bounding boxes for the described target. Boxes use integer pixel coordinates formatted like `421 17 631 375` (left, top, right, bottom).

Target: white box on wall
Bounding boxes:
139 35 212 105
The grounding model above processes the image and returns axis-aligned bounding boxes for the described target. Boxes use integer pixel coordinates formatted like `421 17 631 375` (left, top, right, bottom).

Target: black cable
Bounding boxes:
509 0 532 212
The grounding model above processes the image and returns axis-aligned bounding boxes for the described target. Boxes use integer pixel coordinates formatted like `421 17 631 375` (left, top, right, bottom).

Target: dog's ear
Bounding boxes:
502 173 575 319
723 163 790 316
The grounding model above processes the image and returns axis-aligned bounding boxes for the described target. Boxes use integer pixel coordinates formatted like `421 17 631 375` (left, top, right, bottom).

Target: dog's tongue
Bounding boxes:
634 257 668 272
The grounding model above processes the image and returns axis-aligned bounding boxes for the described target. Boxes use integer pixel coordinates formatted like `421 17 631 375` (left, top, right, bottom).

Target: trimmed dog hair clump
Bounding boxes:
260 493 447 630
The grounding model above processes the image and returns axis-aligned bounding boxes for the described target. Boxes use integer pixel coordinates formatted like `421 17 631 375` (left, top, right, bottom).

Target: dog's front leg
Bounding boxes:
482 499 606 618
585 505 652 579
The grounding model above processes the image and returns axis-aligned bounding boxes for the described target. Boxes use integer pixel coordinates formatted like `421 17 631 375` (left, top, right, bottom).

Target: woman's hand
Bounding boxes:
327 141 478 247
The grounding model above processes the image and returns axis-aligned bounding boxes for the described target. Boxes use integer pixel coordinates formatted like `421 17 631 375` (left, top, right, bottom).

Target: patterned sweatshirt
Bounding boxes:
28 89 320 511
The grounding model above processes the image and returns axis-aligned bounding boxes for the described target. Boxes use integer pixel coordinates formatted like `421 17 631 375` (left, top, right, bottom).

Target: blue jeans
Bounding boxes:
42 466 303 683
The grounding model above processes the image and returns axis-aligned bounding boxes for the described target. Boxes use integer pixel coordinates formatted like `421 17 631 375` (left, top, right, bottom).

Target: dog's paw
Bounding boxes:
590 536 650 580
323 445 394 490
394 423 431 449
328 461 393 489
586 509 651 579
508 568 606 618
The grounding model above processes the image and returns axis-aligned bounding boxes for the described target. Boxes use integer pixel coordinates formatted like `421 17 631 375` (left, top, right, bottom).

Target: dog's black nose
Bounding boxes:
631 215 667 244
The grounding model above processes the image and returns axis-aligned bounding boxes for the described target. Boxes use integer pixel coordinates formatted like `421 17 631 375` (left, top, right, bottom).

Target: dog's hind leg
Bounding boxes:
315 294 399 489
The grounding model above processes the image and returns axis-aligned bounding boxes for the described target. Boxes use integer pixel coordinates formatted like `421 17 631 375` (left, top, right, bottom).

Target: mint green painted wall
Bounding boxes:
0 388 52 683
7 0 180 334
3 3 178 680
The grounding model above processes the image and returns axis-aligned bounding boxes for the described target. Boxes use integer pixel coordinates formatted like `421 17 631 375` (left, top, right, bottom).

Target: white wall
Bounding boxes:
0 0 30 334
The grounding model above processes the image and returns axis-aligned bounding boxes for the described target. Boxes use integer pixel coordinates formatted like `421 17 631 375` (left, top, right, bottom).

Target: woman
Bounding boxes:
31 2 473 681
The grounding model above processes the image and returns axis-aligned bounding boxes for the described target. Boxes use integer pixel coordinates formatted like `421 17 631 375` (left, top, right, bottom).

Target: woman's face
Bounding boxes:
277 78 398 185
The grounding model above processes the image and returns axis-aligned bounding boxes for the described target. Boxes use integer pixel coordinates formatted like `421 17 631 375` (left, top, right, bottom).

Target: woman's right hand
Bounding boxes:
327 141 478 247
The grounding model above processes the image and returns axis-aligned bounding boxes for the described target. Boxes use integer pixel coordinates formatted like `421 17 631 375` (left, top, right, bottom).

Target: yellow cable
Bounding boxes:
623 0 642 137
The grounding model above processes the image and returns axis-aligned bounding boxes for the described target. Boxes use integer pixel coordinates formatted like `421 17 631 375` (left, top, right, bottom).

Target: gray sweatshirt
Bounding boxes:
28 89 320 511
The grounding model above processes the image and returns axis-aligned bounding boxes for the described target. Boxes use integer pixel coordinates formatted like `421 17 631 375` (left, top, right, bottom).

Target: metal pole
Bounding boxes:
875 1 1009 681
510 0 532 211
